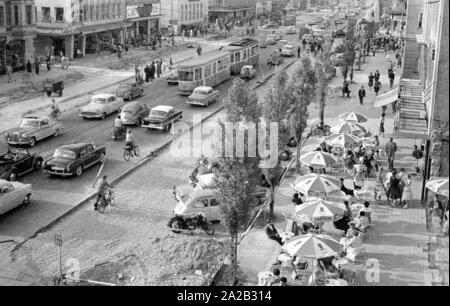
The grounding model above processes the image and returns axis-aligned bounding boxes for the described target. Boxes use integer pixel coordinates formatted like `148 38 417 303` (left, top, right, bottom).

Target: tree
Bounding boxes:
215 78 261 285
315 41 334 130
342 23 357 81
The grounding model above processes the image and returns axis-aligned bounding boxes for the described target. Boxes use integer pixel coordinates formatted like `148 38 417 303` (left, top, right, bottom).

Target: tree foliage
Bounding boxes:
315 41 333 129
342 23 357 81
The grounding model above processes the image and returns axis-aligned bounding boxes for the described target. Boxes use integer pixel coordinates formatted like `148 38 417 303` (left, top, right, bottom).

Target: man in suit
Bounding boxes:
385 138 398 170
358 86 366 106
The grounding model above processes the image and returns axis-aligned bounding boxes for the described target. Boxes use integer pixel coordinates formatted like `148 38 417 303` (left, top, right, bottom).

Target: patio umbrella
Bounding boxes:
325 133 361 148
338 112 368 123
291 173 341 197
294 199 345 223
283 234 343 259
426 178 449 198
330 122 366 135
300 151 337 169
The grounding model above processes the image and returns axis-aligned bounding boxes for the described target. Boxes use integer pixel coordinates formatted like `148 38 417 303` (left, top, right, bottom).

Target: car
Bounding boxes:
0 150 44 181
43 143 106 177
334 29 347 38
79 94 124 120
335 19 344 25
263 22 279 29
115 82 143 101
274 31 284 41
330 44 346 55
173 186 222 221
330 53 346 66
286 26 297 35
4 116 64 148
240 65 257 80
142 105 183 131
187 86 219 107
166 69 179 85
265 35 277 45
119 101 150 126
0 180 32 215
281 45 295 57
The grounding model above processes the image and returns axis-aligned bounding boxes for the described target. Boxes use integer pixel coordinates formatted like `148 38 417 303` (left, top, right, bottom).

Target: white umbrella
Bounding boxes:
294 199 345 223
338 112 368 123
325 133 361 148
291 173 341 197
283 234 343 259
300 151 337 169
330 122 366 135
426 178 449 198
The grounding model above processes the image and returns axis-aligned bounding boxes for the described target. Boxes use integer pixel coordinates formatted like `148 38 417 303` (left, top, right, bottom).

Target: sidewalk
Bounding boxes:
0 40 225 133
237 46 439 286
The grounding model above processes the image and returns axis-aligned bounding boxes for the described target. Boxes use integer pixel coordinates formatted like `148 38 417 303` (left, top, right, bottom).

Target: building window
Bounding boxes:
0 6 4 26
96 4 99 20
5 1 11 25
55 7 64 22
26 5 32 25
14 5 19 25
418 13 423 28
42 7 50 22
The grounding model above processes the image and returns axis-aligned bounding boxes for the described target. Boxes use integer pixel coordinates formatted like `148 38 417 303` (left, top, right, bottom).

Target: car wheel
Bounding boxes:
101 113 106 120
99 153 106 163
29 137 36 148
8 170 18 181
34 159 43 170
75 166 83 177
23 195 31 206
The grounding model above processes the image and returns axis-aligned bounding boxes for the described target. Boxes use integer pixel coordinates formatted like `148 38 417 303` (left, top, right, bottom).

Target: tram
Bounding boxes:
223 38 260 75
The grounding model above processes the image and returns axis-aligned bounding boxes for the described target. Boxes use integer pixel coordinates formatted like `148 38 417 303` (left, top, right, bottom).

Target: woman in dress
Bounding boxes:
402 174 413 209
368 72 374 90
379 113 386 137
389 170 402 208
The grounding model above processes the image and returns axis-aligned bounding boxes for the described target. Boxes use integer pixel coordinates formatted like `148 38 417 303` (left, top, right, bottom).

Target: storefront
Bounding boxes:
0 36 6 75
5 39 26 72
125 1 161 46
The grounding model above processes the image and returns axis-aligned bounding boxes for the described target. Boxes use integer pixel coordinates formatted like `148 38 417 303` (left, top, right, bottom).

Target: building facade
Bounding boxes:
208 0 256 23
0 0 37 74
124 0 161 45
160 0 208 34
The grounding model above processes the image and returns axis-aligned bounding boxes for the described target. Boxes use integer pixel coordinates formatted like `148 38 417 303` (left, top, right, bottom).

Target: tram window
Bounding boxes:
195 68 202 81
213 63 216 73
251 46 258 56
223 57 229 68
230 54 234 63
235 52 240 62
218 60 222 71
205 64 212 77
179 70 193 81
243 50 248 60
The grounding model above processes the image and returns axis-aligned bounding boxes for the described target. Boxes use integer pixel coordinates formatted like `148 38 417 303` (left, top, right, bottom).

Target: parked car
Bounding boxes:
0 180 32 215
173 186 222 222
187 86 219 107
334 28 347 38
330 53 346 66
240 65 257 80
142 105 183 131
4 116 64 147
0 150 44 181
115 82 143 101
119 101 150 126
43 143 106 177
265 35 277 45
281 45 295 57
330 44 346 55
286 26 297 35
79 94 124 120
166 69 179 85
263 22 279 29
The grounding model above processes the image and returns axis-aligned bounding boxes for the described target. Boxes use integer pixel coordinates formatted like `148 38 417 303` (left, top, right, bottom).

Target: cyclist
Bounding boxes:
125 129 138 157
94 175 113 210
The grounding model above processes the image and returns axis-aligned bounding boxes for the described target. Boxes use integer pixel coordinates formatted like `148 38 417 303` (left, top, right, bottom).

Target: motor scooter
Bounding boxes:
112 126 126 141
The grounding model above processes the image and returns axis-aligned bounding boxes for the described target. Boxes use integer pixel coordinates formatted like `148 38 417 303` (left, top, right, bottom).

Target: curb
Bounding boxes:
11 57 297 255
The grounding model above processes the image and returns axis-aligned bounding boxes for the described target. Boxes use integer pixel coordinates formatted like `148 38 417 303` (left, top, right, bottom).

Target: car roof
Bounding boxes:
152 105 173 112
92 93 115 99
283 45 294 48
22 116 49 121
242 65 254 69
123 101 144 109
194 86 213 92
189 188 219 199
58 143 91 152
0 180 14 189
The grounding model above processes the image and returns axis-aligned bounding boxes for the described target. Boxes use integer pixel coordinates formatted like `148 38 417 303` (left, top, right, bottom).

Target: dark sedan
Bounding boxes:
0 150 43 181
43 143 106 177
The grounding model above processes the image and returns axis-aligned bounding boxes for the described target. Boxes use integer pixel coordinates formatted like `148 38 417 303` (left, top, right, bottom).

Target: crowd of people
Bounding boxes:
134 58 171 84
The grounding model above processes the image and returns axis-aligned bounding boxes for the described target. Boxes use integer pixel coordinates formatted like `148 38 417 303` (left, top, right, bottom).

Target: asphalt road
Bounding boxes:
0 38 299 240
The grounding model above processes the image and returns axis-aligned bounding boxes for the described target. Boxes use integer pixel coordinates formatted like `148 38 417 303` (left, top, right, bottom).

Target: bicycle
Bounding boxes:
97 188 115 214
123 144 140 161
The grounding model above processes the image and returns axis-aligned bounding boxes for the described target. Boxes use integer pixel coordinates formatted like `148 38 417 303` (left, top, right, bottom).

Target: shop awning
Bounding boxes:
374 88 399 108
82 22 134 34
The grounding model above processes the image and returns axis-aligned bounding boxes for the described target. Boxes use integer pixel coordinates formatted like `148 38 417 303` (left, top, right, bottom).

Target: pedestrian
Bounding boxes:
358 86 366 106
161 60 168 75
46 55 51 71
156 60 162 78
368 72 374 90
374 80 381 96
297 45 301 58
385 137 398 170
135 64 139 77
197 44 202 56
6 64 13 83
190 29 193 39
342 81 351 98
144 65 150 82
374 70 380 82
372 46 376 56
153 61 158 79
389 70 395 89
291 193 303 206
34 58 40 75
397 55 402 68
388 170 402 208
349 67 354 82
26 59 32 74
379 113 386 137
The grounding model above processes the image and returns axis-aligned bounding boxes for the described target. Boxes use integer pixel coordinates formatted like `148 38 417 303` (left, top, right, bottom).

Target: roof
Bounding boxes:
0 180 13 189
228 38 258 47
152 105 173 113
179 51 231 68
194 86 213 92
22 115 49 120
92 93 115 99
123 101 144 109
58 143 91 152
242 65 254 69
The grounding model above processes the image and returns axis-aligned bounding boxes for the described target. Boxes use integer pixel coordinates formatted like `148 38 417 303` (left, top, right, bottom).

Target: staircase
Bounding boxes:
402 0 424 79
396 78 428 135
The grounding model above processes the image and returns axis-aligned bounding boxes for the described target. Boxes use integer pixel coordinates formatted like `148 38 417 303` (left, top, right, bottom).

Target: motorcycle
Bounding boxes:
112 126 126 141
97 188 115 214
168 213 215 235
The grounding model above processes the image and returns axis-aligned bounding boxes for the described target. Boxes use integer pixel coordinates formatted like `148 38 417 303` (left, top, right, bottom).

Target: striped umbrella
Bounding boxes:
338 112 368 123
291 174 341 197
283 234 343 259
300 151 337 169
330 122 366 135
426 178 449 198
325 133 361 148
294 199 345 223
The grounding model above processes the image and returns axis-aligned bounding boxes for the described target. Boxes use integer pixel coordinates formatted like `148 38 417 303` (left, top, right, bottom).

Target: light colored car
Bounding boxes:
173 186 222 221
79 94 124 120
265 34 277 45
281 45 295 57
286 26 297 35
166 69 179 85
240 65 257 80
119 101 150 126
4 116 64 147
0 179 32 215
187 86 219 107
